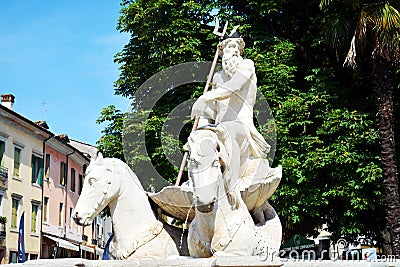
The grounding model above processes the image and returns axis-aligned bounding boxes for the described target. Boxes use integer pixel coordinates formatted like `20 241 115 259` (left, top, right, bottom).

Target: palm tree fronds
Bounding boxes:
363 3 400 64
373 31 400 64
344 2 400 67
356 10 368 53
319 0 334 10
365 3 400 32
322 14 352 49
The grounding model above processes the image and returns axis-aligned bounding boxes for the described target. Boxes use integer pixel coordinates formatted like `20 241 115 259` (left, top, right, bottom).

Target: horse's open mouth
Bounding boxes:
196 201 215 213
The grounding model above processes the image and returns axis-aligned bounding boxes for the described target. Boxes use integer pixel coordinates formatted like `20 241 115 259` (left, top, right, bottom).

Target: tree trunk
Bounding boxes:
373 55 400 255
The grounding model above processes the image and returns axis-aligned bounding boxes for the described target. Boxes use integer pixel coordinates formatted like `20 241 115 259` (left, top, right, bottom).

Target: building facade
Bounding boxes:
68 139 107 260
0 94 51 263
0 94 106 263
41 135 95 259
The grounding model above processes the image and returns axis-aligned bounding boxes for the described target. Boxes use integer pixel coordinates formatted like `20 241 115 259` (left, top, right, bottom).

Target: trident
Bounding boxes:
175 19 238 185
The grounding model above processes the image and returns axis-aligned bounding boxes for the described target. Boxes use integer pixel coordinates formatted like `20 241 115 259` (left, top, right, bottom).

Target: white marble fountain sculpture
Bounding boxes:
73 152 180 259
73 24 282 260
150 27 283 257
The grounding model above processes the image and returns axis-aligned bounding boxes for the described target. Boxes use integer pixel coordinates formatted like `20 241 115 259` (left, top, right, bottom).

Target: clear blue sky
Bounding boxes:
0 1 130 145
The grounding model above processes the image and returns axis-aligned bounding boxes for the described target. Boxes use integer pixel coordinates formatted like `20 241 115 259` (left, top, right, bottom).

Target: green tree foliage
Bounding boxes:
115 0 215 97
96 105 124 160
96 0 398 248
249 38 383 242
319 0 400 254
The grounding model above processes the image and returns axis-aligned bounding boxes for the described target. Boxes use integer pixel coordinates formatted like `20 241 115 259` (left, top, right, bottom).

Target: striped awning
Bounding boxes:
80 244 95 253
44 235 79 251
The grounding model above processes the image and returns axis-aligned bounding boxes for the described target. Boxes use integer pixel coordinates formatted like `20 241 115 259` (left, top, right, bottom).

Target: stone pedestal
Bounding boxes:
7 257 400 267
4 257 283 267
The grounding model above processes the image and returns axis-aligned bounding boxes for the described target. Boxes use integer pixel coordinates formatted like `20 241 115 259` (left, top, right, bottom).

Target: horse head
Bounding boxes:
73 151 120 226
186 129 233 213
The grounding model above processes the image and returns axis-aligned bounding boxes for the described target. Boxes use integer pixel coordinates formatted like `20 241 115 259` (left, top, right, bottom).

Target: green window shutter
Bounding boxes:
0 141 5 166
38 157 44 186
11 200 17 228
14 148 20 177
31 205 37 233
31 155 35 183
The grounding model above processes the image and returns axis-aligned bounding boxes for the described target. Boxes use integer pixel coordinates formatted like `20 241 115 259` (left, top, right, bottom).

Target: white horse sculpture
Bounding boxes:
73 152 179 259
186 128 282 257
186 129 259 257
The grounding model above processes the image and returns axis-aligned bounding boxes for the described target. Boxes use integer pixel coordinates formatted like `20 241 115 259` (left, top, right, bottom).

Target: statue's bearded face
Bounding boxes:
221 39 243 78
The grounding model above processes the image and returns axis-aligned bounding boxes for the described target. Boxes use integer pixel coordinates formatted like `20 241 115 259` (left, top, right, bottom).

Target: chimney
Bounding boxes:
1 94 15 110
56 134 70 143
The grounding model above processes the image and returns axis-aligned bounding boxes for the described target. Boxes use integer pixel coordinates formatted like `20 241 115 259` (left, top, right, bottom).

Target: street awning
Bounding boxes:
80 244 95 253
44 235 79 251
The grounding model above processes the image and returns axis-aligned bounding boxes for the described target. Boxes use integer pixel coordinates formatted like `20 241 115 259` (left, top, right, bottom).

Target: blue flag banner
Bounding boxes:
18 212 26 263
102 233 114 260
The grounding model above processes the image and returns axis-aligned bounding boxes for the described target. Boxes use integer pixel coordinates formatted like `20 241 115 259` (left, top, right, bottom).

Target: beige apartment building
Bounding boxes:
0 94 52 263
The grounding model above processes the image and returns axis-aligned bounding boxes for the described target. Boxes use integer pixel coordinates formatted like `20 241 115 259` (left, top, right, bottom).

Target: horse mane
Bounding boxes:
217 140 240 210
103 158 145 191
189 128 242 210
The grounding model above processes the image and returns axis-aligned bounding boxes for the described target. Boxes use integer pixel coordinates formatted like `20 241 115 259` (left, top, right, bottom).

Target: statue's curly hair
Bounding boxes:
217 38 245 56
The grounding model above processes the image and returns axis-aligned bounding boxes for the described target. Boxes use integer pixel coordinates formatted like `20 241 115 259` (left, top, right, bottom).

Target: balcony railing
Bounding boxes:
0 166 8 181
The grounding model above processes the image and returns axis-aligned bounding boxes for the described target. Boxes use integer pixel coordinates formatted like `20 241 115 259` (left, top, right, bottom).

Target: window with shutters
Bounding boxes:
9 251 17 263
43 197 49 223
0 140 6 180
0 140 5 167
58 203 63 226
31 204 39 233
70 168 76 192
45 154 50 179
78 174 83 195
31 154 44 185
13 146 22 178
69 207 73 229
60 162 66 186
11 198 19 229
